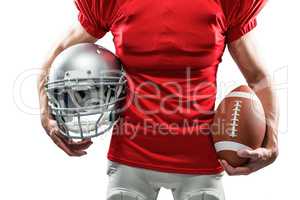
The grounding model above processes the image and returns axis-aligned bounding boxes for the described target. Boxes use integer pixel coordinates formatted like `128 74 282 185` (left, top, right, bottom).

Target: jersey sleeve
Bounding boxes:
74 0 109 39
222 0 267 43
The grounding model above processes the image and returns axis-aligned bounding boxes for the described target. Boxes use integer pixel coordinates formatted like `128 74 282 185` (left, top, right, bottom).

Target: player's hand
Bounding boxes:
220 147 278 176
41 116 93 157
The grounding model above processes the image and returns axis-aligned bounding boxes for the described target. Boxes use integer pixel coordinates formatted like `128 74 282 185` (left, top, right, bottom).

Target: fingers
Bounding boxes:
220 148 276 176
52 133 87 156
66 138 93 146
56 134 93 151
50 130 89 157
69 140 93 151
237 149 259 160
237 149 262 160
43 119 91 156
220 160 253 176
51 135 78 156
237 148 271 161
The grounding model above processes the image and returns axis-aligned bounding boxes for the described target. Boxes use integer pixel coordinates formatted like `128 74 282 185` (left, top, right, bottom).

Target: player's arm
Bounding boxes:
221 31 279 175
37 23 98 156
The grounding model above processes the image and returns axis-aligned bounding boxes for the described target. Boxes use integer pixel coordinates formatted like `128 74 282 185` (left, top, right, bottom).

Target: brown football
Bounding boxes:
211 85 266 167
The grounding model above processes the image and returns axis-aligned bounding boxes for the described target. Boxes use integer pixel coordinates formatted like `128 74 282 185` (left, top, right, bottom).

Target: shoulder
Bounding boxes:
219 0 266 11
219 0 267 18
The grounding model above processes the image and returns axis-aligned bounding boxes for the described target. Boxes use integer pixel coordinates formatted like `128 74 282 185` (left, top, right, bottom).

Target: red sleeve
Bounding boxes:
74 0 109 39
222 0 267 43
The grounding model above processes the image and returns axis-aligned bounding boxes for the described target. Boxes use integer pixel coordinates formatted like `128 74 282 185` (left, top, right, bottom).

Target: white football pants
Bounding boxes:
106 161 225 200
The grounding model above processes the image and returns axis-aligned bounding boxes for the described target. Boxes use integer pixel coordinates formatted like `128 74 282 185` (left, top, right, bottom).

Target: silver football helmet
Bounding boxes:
45 43 126 139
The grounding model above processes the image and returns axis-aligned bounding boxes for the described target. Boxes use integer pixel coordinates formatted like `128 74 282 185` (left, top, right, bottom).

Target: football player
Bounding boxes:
37 0 278 199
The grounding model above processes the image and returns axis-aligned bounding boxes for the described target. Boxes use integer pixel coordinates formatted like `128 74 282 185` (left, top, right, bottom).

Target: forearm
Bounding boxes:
249 76 279 151
38 44 64 119
228 33 279 153
37 24 98 120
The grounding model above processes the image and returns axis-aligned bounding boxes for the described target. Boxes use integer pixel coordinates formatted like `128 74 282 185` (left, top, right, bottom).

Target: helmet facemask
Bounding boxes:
46 72 126 139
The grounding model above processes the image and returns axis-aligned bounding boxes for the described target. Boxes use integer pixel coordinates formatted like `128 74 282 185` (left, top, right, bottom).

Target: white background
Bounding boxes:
0 0 299 199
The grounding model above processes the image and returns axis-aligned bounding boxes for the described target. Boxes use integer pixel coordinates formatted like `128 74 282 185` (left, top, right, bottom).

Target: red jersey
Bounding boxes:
75 0 266 174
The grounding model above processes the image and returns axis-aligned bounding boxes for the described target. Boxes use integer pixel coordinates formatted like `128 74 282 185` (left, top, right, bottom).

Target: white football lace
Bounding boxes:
229 100 242 138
